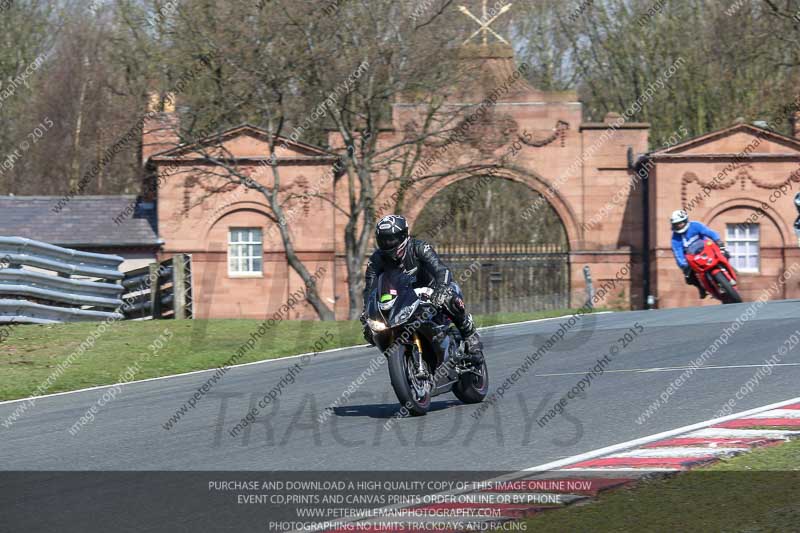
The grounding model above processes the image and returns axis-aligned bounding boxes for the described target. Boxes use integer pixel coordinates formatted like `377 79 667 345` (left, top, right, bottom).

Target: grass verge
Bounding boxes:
0 308 585 401
515 438 800 532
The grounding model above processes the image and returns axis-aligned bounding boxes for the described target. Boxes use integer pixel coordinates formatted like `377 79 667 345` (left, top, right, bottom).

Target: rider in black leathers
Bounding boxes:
360 214 484 364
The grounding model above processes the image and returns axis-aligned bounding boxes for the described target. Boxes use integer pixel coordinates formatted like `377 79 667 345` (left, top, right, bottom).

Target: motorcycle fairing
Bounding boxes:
685 238 738 297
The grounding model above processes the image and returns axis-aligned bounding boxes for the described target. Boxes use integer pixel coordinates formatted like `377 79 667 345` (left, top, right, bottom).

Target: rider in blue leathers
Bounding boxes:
670 210 729 299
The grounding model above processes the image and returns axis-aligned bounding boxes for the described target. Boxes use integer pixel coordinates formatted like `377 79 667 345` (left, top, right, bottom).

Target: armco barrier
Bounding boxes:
0 237 125 324
121 254 193 320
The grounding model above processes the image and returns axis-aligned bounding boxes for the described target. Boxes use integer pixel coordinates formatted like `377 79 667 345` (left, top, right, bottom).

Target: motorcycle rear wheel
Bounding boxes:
453 361 489 404
714 271 742 304
387 344 431 416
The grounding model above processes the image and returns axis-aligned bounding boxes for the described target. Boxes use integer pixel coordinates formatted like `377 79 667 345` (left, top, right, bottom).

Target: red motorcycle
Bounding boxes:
685 238 742 304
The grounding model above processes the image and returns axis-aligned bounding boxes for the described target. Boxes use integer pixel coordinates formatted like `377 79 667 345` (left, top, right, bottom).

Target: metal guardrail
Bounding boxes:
0 299 124 324
0 237 123 279
121 254 192 320
0 237 125 324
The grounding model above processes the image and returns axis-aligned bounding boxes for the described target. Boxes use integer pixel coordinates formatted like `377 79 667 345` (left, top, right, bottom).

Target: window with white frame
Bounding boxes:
228 228 263 276
726 223 760 273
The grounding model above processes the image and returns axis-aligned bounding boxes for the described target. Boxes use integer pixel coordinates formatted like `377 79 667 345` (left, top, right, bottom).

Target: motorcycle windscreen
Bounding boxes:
376 270 420 327
686 239 707 255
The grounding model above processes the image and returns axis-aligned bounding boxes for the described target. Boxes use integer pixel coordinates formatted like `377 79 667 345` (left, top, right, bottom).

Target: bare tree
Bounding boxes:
147 0 503 319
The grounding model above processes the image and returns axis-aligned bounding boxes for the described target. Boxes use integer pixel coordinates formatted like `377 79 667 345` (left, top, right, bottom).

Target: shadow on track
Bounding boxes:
332 400 461 419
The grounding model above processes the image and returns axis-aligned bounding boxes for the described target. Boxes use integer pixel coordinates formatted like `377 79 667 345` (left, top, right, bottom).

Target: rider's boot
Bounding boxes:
441 284 484 365
463 332 484 366
698 285 708 299
456 314 484 366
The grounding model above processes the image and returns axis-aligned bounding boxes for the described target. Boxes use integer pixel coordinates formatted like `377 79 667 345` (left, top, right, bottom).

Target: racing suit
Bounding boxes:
671 221 725 297
362 238 477 346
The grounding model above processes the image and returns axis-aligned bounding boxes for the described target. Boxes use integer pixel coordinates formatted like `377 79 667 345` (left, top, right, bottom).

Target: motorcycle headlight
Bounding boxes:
393 301 419 326
367 318 387 332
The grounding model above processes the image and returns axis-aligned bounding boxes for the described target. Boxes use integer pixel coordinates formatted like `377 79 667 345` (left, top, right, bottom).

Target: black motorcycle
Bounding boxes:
364 270 489 415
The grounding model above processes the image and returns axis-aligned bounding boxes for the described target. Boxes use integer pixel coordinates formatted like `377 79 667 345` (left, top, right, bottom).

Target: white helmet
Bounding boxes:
670 210 689 233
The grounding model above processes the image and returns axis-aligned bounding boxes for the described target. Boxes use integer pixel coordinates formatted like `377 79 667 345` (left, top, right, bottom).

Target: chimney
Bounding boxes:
142 92 180 165
793 110 800 140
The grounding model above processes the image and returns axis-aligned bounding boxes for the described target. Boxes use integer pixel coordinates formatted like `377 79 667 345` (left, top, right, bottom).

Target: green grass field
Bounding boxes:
516 438 800 532
0 308 582 401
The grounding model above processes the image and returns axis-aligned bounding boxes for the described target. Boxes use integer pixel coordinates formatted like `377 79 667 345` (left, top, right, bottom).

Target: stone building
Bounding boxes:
142 45 653 319
644 121 800 308
5 45 798 319
140 45 800 318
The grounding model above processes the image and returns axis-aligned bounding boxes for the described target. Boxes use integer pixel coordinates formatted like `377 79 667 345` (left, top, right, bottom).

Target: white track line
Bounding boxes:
0 313 606 407
478 311 611 332
686 427 800 439
609 447 743 458
295 396 800 533
745 409 800 419
522 395 800 472
537 362 800 377
558 467 682 472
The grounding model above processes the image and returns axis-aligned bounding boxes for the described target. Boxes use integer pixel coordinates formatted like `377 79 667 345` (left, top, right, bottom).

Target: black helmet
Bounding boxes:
375 215 409 262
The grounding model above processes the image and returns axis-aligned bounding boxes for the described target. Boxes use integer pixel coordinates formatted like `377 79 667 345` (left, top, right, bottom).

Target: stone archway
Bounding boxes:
403 167 582 250
704 199 791 300
704 198 791 247
402 170 575 313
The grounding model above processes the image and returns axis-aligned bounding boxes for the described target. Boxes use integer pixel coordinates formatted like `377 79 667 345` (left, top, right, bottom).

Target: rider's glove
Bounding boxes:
718 243 731 259
360 312 375 346
681 265 695 284
430 284 451 309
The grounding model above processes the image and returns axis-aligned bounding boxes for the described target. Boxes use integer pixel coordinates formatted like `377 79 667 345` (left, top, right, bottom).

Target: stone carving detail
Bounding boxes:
182 175 241 215
466 112 518 154
294 176 312 215
681 164 800 206
519 120 569 148
403 120 420 142
415 115 569 155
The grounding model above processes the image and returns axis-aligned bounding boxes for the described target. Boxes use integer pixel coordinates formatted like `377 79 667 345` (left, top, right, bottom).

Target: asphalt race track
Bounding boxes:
3 301 800 472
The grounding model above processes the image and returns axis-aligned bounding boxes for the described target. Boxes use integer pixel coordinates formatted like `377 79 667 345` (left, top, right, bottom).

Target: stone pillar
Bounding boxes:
142 92 180 165
792 111 800 140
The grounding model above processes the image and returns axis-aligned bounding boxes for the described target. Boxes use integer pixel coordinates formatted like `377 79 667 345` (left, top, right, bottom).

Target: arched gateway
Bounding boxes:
146 44 651 319
370 44 650 313
408 171 572 314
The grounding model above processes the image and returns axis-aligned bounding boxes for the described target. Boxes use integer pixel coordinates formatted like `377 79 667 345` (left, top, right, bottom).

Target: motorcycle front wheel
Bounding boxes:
453 361 489 404
387 343 431 416
714 271 743 304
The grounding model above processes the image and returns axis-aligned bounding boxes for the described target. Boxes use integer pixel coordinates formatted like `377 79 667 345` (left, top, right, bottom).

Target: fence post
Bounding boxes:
172 254 187 320
149 262 161 319
583 265 595 308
